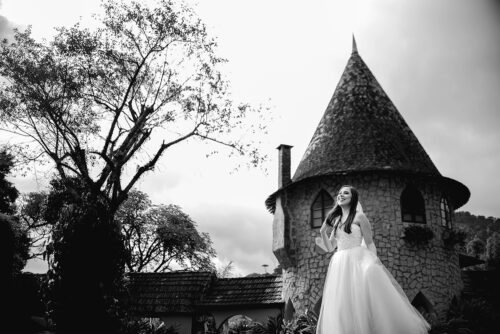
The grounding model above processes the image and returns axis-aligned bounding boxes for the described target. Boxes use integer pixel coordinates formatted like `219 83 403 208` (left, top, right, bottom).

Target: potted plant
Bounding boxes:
402 225 434 247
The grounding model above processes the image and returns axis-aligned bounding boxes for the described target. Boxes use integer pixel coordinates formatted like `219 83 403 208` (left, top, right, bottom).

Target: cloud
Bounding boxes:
188 202 278 276
0 15 13 39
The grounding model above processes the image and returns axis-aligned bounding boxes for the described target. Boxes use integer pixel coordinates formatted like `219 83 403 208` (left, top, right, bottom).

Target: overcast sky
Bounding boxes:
1 0 499 276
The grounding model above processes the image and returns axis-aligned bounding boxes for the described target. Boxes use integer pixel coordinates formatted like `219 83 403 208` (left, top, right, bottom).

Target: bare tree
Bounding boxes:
0 0 267 213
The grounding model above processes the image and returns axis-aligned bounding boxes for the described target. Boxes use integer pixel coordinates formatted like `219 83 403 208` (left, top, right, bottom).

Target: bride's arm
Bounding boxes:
328 230 337 252
358 212 377 256
320 221 336 252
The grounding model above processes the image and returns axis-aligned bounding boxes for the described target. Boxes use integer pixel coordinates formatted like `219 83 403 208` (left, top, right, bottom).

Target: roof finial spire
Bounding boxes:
352 34 358 54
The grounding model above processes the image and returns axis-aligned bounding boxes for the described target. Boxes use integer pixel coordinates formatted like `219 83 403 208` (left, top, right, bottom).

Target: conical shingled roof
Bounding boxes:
265 39 469 213
293 40 440 182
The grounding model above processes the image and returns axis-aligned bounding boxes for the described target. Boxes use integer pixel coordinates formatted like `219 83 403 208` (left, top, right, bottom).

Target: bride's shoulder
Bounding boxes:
353 211 369 224
354 211 366 219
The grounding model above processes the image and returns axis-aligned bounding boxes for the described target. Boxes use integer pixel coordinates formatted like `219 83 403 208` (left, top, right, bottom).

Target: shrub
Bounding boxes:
442 228 468 249
402 225 434 247
466 237 486 258
251 311 318 334
124 318 179 334
485 232 500 268
250 316 283 334
429 295 500 334
280 309 318 334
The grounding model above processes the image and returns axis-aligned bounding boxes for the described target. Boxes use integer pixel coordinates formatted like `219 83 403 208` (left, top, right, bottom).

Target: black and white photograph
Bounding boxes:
1 0 499 333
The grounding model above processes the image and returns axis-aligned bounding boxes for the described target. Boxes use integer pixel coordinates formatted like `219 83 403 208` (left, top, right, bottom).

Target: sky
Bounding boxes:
1 0 499 276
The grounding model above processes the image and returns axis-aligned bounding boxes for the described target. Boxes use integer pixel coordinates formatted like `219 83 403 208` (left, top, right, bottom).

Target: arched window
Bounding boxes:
311 190 334 228
218 315 253 334
401 185 426 223
440 197 452 228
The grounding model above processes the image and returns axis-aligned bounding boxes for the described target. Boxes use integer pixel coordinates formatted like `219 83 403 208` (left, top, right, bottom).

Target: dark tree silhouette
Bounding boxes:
0 149 18 214
0 148 29 332
35 177 125 333
0 148 28 276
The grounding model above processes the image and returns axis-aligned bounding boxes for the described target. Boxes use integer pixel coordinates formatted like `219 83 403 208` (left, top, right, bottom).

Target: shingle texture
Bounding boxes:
293 49 440 183
127 271 213 314
200 275 283 306
127 272 283 314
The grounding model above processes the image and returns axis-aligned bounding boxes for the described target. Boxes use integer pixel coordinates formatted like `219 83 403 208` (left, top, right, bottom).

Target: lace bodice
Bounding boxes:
335 224 363 250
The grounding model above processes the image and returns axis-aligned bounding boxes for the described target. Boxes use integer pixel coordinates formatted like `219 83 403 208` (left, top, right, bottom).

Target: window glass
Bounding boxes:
311 190 334 228
440 197 452 228
401 185 426 223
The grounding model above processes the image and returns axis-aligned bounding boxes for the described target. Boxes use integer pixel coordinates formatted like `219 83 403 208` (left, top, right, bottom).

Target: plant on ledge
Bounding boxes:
282 310 318 334
252 310 318 334
442 228 468 249
403 225 434 247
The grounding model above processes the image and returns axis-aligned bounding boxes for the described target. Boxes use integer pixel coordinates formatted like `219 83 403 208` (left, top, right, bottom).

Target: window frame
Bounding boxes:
400 185 427 224
310 190 334 228
440 197 452 228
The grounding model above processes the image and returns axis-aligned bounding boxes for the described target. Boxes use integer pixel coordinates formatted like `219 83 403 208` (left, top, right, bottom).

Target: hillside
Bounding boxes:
455 211 500 243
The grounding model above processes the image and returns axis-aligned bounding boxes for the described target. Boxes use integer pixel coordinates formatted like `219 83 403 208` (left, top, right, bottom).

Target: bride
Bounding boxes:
315 185 430 334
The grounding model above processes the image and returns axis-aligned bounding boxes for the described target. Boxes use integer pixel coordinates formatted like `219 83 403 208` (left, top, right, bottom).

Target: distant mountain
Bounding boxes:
455 211 500 243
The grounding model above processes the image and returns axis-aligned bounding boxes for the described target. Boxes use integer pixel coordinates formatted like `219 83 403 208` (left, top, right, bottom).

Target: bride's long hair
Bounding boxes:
325 185 359 235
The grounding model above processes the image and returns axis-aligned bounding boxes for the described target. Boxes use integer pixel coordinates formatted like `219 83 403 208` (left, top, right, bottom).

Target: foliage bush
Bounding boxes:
117 190 216 273
0 213 30 277
485 232 500 268
250 316 284 334
454 212 500 246
249 311 317 334
466 237 486 258
442 228 468 249
284 310 318 334
124 318 179 334
0 148 28 277
430 295 500 334
402 225 434 247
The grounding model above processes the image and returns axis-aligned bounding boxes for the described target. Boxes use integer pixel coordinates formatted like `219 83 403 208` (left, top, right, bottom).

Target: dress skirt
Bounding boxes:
316 246 430 334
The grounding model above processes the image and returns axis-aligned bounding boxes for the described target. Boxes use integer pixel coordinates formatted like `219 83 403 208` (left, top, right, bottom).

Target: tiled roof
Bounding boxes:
265 39 469 212
199 275 283 307
126 272 284 315
126 271 214 315
294 42 440 182
458 253 484 268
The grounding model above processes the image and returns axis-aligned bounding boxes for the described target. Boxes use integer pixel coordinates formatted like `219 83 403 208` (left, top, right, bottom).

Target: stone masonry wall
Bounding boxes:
280 173 462 321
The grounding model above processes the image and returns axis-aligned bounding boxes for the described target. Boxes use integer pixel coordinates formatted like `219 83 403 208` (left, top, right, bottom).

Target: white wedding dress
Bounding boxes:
316 224 430 334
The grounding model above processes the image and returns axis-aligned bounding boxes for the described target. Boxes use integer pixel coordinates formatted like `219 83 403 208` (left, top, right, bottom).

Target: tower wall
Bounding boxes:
279 173 462 321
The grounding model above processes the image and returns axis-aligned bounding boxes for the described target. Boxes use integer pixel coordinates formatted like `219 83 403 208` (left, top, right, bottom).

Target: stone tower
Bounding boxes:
266 38 470 321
